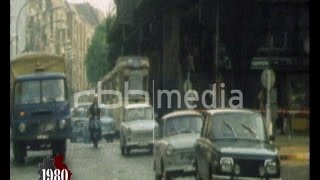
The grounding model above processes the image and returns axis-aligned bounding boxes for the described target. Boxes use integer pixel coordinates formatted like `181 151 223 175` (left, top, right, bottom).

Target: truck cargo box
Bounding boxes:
10 52 66 79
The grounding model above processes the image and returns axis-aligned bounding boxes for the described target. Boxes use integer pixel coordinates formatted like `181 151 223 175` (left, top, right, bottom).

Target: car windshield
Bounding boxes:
212 112 267 141
165 115 202 136
73 108 87 118
126 107 152 121
14 78 66 104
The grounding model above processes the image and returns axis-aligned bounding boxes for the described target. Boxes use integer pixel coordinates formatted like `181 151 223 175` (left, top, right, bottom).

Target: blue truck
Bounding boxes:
10 52 71 163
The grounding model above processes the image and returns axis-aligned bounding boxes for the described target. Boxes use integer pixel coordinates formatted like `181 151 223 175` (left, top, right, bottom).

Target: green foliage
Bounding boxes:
85 16 116 83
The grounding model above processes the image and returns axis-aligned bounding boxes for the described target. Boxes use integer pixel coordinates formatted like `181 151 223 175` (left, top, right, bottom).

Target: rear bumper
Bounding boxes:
212 174 281 180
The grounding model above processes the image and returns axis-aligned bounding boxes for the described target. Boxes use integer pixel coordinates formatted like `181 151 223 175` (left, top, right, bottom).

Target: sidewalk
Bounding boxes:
274 135 309 161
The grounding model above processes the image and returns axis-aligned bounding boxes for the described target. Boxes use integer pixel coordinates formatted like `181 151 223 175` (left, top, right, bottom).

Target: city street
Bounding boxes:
10 139 309 180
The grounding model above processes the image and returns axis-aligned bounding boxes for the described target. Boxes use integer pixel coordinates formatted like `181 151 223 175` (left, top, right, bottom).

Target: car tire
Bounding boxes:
195 163 203 180
155 174 162 180
13 141 26 164
120 134 126 156
205 164 212 180
163 171 171 180
121 145 125 155
125 147 130 156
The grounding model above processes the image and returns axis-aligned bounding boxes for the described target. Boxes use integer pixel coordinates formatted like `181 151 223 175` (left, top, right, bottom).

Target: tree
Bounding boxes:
85 16 115 83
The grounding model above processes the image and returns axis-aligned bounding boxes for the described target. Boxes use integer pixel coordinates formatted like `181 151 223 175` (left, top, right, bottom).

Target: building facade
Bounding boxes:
113 0 309 121
10 0 28 61
24 0 104 102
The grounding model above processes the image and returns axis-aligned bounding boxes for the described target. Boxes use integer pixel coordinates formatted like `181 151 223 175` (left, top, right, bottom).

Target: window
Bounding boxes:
211 112 266 141
164 115 202 137
126 107 153 121
42 79 66 103
15 81 41 104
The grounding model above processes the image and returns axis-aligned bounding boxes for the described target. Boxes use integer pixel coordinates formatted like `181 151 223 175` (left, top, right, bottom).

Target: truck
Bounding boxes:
10 52 71 163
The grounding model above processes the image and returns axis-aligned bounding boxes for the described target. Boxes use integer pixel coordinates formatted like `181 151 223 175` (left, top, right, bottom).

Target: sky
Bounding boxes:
66 0 116 17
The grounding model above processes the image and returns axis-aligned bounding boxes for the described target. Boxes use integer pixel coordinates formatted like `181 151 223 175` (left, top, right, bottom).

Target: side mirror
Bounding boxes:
269 134 275 141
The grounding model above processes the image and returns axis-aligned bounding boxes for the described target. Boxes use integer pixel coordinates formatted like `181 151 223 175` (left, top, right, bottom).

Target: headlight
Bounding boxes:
265 159 277 174
59 119 66 129
220 157 233 173
166 144 174 156
18 123 26 133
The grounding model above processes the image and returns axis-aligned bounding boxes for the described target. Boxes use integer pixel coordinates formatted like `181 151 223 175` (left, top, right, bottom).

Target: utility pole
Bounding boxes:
214 0 220 108
122 24 124 56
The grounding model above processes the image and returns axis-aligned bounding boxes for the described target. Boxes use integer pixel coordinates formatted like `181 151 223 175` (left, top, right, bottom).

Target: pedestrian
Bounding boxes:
88 94 101 142
187 52 195 73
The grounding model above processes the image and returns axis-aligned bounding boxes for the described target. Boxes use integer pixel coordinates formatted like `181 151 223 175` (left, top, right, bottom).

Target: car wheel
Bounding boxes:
125 147 131 156
163 171 171 180
205 164 212 180
149 146 153 154
13 141 26 164
195 162 203 180
120 135 125 155
155 174 162 180
120 145 125 155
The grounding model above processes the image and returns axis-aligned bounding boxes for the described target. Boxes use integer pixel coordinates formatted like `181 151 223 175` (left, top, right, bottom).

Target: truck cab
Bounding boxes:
10 52 71 163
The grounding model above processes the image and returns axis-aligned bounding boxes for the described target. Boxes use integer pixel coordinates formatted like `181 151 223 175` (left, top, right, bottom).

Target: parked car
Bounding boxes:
153 110 203 180
195 108 281 180
100 104 116 142
120 103 159 156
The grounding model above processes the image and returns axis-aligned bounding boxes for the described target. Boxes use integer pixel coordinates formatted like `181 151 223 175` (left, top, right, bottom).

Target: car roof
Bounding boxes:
99 104 110 108
162 110 202 120
206 108 258 116
125 103 152 109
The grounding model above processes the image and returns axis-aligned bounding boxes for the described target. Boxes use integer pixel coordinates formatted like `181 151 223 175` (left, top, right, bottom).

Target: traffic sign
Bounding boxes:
261 69 275 90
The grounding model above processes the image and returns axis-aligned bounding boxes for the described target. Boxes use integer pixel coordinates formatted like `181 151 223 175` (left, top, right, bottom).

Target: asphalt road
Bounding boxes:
10 140 309 180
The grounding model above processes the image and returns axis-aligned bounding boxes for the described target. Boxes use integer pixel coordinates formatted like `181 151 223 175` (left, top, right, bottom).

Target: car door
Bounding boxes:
195 112 210 177
154 118 164 174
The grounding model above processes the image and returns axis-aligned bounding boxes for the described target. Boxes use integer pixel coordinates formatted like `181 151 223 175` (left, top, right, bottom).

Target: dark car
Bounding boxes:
195 109 281 180
100 104 116 142
70 105 90 143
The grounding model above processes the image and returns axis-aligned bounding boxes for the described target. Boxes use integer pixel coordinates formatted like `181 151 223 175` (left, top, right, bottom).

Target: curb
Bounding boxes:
279 152 309 161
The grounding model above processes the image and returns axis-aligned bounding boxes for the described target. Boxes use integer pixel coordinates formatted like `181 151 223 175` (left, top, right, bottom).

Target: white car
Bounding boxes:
119 104 159 156
153 110 203 180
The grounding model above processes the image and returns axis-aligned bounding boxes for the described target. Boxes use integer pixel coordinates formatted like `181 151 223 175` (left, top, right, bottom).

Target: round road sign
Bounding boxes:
261 69 275 90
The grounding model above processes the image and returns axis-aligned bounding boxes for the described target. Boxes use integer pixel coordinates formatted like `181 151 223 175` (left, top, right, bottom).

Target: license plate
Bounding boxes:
37 135 48 139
